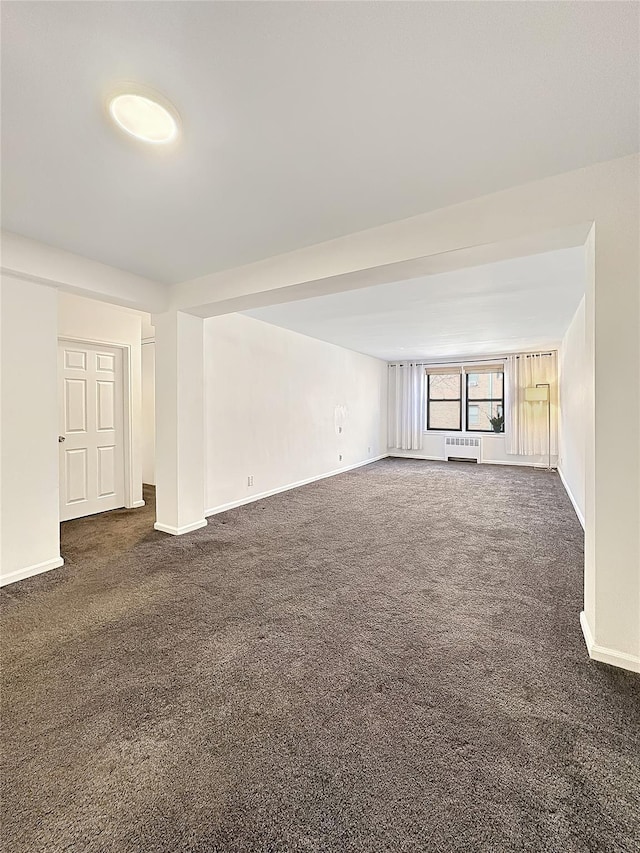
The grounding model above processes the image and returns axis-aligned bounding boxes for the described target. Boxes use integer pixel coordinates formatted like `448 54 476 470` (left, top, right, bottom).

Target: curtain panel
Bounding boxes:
505 352 558 456
388 363 425 450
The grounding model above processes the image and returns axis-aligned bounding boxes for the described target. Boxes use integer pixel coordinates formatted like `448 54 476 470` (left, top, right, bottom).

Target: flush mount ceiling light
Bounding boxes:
107 87 180 145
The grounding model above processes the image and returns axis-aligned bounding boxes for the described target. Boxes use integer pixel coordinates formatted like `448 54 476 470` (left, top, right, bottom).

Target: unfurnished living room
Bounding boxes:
1 2 639 852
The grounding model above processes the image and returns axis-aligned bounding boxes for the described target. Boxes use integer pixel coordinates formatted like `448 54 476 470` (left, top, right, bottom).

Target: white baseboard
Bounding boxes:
557 468 585 529
389 452 552 469
480 459 554 469
388 453 444 462
153 519 207 536
0 556 64 588
131 500 146 509
206 454 389 517
580 611 640 674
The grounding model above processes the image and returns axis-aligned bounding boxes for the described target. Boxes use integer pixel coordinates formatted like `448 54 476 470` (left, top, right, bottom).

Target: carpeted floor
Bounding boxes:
1 459 638 853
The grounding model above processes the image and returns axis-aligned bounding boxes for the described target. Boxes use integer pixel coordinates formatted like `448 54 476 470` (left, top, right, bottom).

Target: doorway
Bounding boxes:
58 339 128 521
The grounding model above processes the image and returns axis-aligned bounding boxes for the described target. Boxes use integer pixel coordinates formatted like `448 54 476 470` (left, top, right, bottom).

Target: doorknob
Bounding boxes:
58 435 65 442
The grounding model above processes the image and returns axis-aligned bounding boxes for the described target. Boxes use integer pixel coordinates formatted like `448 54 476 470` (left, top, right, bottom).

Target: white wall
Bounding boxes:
583 228 596 651
1 276 62 585
391 434 554 469
141 342 155 485
558 297 586 526
204 313 387 514
390 354 559 469
58 293 144 507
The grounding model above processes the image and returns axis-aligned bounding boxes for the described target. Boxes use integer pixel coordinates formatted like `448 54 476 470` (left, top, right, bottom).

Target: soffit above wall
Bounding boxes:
245 246 586 361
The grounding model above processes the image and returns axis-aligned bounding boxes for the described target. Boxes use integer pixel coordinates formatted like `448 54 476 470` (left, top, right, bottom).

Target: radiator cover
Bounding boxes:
444 436 482 462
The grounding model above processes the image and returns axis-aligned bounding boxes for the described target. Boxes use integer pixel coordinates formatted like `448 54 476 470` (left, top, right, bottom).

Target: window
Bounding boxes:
465 370 504 432
427 371 462 431
425 365 505 432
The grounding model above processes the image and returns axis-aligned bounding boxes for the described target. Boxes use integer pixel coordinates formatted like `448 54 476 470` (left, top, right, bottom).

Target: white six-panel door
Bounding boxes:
58 341 125 521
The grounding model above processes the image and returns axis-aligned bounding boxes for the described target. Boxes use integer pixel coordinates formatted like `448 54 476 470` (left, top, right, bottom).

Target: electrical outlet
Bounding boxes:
338 426 343 434
367 446 371 454
247 475 254 487
339 454 343 462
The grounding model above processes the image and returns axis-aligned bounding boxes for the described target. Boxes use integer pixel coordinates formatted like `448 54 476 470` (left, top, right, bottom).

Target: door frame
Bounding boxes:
58 336 136 511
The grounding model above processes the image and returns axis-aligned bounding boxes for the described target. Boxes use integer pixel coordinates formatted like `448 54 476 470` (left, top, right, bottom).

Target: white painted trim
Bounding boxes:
132 500 146 508
580 609 595 649
123 344 135 509
557 468 585 529
0 556 64 587
153 519 207 536
206 454 389 517
580 611 640 674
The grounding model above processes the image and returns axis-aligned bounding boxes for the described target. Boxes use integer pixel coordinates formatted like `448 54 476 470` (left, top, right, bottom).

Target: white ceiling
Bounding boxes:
1 3 638 284
245 247 586 361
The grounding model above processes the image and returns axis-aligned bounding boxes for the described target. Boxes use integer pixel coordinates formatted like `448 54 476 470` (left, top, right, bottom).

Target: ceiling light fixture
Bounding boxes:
107 87 180 145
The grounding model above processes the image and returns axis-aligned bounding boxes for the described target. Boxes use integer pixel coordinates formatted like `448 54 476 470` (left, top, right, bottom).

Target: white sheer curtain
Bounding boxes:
505 352 558 456
388 363 425 451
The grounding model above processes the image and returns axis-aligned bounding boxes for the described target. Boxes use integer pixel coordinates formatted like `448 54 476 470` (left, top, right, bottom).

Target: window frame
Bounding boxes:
426 372 463 432
467 403 480 426
464 370 505 433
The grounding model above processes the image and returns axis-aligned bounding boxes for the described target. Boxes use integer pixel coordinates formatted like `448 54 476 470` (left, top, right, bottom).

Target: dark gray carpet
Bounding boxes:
1 459 638 853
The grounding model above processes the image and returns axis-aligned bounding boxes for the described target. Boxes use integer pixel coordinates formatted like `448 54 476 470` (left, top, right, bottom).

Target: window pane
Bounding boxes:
467 371 503 400
467 400 504 431
429 400 461 429
428 373 460 399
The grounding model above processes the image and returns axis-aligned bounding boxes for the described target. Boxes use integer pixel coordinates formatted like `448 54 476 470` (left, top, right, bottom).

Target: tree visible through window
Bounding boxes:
427 372 462 430
425 368 505 432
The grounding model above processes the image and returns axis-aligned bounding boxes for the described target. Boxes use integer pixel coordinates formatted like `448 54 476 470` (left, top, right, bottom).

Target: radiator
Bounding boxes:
445 436 482 462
